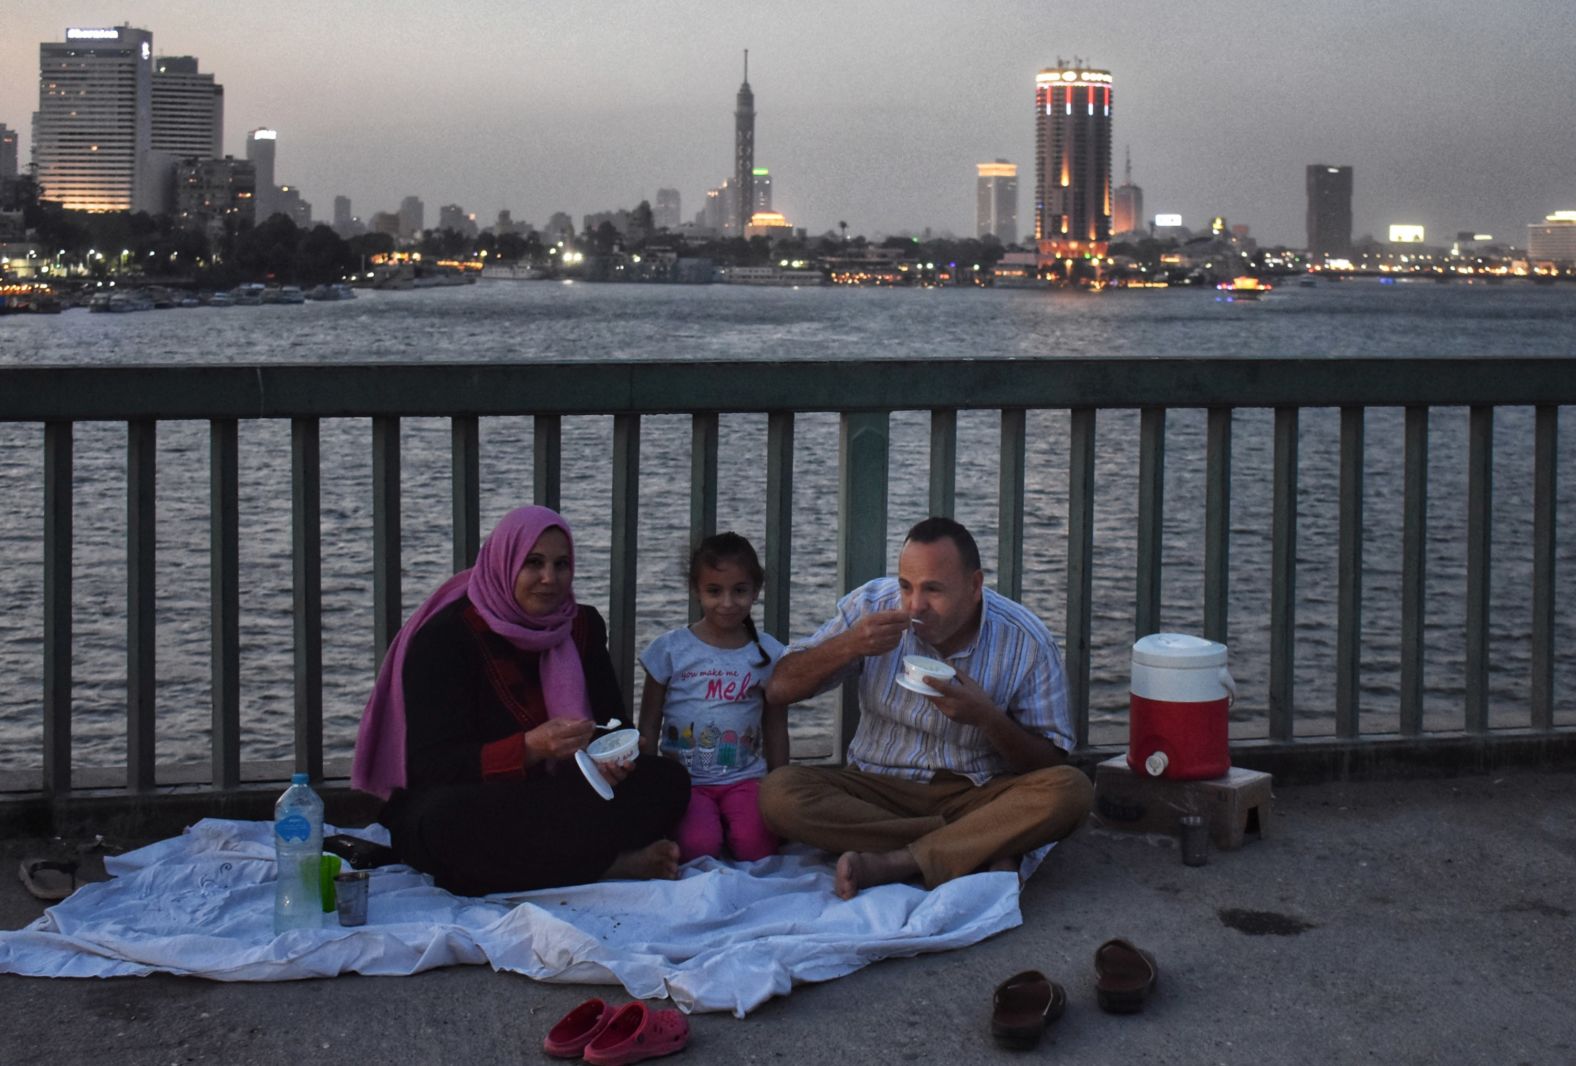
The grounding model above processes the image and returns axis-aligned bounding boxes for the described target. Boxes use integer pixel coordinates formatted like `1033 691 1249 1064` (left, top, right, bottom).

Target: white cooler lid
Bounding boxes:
1132 632 1227 668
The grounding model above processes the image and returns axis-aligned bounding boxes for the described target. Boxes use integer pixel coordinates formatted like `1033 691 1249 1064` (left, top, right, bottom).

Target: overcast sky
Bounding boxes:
4 1 1574 246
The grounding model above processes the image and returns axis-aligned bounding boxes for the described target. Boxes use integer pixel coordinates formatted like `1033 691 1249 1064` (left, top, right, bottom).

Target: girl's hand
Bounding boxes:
595 755 635 788
524 719 595 764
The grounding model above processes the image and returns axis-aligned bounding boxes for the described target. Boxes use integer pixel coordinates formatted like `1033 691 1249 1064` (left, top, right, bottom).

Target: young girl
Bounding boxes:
638 532 787 862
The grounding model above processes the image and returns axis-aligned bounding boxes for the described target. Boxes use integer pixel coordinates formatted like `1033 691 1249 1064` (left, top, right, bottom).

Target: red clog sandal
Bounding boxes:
582 1001 690 1066
542 997 614 1058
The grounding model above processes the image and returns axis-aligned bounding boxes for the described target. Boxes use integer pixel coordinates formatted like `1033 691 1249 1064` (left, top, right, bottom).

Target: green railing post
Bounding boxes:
292 418 323 781
610 414 641 710
209 418 240 791
689 413 719 622
127 419 157 792
998 409 1026 600
838 411 889 758
765 412 794 643
43 421 72 797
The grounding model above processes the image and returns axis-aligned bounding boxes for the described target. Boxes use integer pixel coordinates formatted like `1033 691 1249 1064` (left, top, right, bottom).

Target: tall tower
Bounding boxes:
1112 147 1143 237
151 56 223 214
33 25 155 212
246 128 277 220
733 50 755 237
1034 62 1114 263
1306 164 1353 262
976 160 1019 243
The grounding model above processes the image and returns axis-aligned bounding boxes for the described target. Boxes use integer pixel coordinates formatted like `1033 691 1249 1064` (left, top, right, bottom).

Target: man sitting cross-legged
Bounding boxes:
759 517 1093 899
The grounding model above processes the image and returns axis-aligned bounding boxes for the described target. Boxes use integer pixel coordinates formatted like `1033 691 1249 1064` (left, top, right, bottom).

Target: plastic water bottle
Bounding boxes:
273 772 324 934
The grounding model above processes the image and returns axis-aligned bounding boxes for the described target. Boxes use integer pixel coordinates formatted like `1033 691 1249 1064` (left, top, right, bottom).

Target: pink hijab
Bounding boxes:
351 506 590 799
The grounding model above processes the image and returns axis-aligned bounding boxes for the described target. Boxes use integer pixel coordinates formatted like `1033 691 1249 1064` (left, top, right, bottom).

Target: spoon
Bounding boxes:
595 718 624 731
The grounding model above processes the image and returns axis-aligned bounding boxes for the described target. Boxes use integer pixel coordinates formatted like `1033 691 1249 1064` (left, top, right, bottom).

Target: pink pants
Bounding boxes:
675 778 778 862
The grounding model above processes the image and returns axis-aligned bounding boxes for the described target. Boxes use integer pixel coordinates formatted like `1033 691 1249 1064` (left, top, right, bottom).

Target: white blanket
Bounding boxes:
1 819 1044 1016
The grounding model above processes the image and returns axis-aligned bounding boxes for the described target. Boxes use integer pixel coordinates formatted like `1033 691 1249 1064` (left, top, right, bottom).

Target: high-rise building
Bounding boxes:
173 156 254 234
1112 147 1143 238
33 25 156 212
752 167 772 213
976 159 1018 243
697 186 726 233
150 55 223 214
1034 63 1114 262
438 203 477 237
399 195 424 238
1306 164 1353 262
733 51 755 236
654 187 682 230
0 125 18 181
246 128 277 221
333 195 352 230
1527 211 1576 264
276 184 311 226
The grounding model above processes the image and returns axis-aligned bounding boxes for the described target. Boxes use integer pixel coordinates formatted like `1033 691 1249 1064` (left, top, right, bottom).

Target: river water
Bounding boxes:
2 279 1574 773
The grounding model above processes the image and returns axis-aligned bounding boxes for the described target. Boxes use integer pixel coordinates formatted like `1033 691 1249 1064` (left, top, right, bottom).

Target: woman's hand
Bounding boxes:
523 719 595 765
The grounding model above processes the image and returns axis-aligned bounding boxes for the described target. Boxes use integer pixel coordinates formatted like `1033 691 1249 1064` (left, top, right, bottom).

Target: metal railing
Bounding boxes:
2 356 1572 806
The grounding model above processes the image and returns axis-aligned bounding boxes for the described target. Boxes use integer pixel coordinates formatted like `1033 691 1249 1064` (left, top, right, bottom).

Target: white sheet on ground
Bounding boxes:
0 819 1047 1015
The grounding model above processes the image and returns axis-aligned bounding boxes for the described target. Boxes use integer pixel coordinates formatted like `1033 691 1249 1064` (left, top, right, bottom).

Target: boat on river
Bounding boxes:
1217 276 1273 300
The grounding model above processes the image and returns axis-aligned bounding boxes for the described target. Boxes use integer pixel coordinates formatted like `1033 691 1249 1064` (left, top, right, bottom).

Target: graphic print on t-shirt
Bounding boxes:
640 626 782 786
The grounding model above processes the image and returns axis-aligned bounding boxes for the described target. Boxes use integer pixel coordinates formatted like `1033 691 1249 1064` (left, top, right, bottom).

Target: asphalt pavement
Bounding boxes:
3 770 1573 1066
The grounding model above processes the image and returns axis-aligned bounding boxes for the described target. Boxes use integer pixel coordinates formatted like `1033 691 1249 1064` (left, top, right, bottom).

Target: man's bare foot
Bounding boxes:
603 840 681 881
833 848 920 900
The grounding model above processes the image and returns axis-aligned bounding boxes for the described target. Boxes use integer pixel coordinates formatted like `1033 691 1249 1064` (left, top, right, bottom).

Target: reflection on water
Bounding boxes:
1 281 1573 771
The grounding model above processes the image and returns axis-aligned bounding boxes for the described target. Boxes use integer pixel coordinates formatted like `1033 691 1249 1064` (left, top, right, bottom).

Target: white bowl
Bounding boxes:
902 654 955 685
586 727 640 764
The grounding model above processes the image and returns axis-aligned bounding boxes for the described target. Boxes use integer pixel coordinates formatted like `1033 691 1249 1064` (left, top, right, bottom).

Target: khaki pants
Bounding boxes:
758 763 1094 888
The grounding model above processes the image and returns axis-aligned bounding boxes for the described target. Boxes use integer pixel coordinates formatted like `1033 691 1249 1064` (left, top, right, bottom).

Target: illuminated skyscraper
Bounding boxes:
1527 211 1576 264
1306 164 1353 262
33 25 156 212
1112 147 1143 237
733 51 755 236
246 128 277 220
976 159 1018 243
1034 63 1113 262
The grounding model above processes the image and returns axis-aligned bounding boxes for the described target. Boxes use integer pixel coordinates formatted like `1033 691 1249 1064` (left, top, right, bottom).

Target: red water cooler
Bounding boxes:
1128 633 1236 780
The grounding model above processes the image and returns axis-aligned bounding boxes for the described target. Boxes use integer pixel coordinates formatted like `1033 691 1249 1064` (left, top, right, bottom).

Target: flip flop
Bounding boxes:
19 858 79 901
1095 937 1159 1014
543 998 614 1058
582 1001 690 1066
991 969 1066 1049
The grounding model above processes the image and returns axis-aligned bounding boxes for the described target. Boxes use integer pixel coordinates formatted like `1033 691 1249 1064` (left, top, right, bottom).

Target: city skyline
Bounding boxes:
3 1 1574 246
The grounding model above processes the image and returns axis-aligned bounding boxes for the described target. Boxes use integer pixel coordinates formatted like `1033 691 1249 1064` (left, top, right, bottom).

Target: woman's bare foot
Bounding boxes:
603 840 681 881
834 848 920 900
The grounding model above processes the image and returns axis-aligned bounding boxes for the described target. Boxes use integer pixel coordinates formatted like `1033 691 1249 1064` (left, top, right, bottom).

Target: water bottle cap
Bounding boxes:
290 772 309 784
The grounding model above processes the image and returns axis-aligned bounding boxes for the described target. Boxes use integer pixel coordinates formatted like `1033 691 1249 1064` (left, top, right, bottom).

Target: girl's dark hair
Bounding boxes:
689 531 770 666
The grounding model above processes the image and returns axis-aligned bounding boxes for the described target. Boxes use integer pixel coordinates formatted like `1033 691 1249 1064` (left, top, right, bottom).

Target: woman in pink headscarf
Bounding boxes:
352 506 689 894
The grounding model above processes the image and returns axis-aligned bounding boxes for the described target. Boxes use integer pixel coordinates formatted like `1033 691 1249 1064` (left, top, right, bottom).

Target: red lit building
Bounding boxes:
1034 65 1113 265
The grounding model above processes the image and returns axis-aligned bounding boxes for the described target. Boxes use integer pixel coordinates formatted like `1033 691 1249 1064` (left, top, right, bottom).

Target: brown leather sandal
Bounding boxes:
1095 938 1159 1013
991 969 1066 1049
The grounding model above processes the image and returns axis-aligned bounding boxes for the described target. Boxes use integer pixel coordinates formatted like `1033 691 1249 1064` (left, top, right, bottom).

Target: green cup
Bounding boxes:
319 853 342 911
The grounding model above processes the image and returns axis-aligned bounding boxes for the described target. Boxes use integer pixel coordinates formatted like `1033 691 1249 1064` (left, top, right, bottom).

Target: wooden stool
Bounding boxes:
1092 756 1273 850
